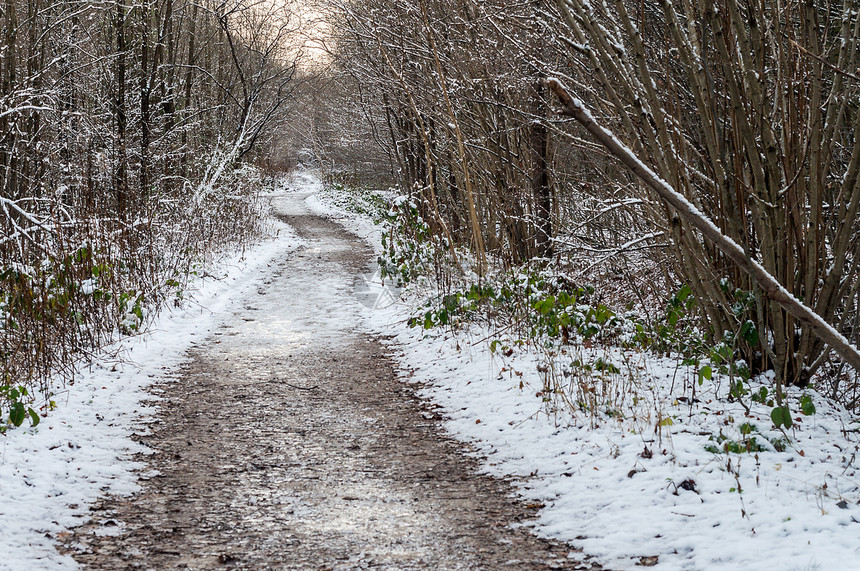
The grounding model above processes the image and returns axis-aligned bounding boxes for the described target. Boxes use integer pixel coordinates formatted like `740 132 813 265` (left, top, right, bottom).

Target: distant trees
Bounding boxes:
326 0 860 400
329 0 577 267
1 0 300 405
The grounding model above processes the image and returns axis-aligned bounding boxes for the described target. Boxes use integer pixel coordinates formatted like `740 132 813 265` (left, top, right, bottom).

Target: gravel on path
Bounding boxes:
61 190 599 570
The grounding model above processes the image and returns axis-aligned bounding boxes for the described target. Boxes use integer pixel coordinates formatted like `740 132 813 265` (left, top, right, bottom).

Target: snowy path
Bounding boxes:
60 183 593 569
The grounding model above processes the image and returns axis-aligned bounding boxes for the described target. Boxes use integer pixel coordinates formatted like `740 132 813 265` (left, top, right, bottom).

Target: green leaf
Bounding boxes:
442 294 459 312
771 406 793 429
800 395 816 416
535 296 555 315
698 365 712 386
28 407 40 427
595 358 620 374
9 402 25 427
740 320 759 346
739 422 756 436
437 309 449 326
754 387 768 403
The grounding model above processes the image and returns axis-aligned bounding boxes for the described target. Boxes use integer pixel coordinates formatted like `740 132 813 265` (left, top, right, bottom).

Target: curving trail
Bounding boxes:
62 180 598 570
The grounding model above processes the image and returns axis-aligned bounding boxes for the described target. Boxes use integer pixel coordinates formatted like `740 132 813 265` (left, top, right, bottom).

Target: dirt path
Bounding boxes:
61 188 599 570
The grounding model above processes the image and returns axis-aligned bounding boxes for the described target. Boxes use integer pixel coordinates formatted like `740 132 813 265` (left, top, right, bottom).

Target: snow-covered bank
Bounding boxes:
6 170 858 570
1 178 303 569
362 316 860 570
309 178 860 571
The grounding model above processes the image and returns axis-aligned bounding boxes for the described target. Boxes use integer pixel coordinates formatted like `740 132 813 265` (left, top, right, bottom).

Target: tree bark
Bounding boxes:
548 77 860 375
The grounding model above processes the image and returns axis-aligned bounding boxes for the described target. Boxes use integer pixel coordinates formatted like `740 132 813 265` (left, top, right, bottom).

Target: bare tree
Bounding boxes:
1 0 301 415
550 0 860 390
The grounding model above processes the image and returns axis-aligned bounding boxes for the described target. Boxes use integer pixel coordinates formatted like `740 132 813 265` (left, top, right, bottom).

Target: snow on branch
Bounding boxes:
548 76 860 374
567 231 667 278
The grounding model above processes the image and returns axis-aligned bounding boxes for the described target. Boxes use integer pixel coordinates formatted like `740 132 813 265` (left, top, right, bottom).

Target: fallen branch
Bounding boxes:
547 77 860 374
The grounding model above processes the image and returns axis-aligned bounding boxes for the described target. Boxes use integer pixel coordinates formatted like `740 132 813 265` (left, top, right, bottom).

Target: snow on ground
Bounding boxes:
308 176 860 571
5 171 859 570
1 177 303 569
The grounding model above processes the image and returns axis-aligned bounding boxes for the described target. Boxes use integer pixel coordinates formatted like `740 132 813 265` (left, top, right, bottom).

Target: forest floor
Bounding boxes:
4 172 860 570
52 179 597 569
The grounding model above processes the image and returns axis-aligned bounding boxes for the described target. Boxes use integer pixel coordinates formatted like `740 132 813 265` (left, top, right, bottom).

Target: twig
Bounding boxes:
282 382 319 391
547 77 860 375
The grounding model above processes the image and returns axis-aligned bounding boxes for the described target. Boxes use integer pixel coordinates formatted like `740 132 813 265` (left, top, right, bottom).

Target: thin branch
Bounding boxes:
548 77 860 375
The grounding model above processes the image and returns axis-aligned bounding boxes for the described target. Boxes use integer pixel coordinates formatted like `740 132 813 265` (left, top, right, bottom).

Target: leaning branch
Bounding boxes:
547 77 860 374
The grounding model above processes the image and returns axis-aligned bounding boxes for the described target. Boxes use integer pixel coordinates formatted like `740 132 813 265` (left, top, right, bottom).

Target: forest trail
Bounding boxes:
61 178 596 570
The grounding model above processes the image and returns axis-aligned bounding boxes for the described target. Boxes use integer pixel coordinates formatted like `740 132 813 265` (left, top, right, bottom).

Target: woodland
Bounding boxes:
1 0 299 422
2 0 860 427
321 0 860 420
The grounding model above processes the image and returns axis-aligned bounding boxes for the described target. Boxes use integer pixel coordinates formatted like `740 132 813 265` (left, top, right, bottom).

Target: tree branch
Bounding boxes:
548 77 860 375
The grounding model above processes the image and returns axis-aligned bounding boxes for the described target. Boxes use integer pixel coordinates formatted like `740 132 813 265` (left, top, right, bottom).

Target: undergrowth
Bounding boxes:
1 164 270 431
365 188 828 455
316 182 392 225
310 178 860 519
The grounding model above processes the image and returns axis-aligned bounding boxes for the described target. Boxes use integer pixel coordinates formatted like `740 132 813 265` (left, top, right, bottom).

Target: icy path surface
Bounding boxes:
307 178 860 570
53 174 593 569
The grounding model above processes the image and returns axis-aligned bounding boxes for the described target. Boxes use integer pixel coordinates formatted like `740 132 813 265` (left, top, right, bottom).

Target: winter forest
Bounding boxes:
1 0 300 403
326 0 860 401
3 0 860 569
